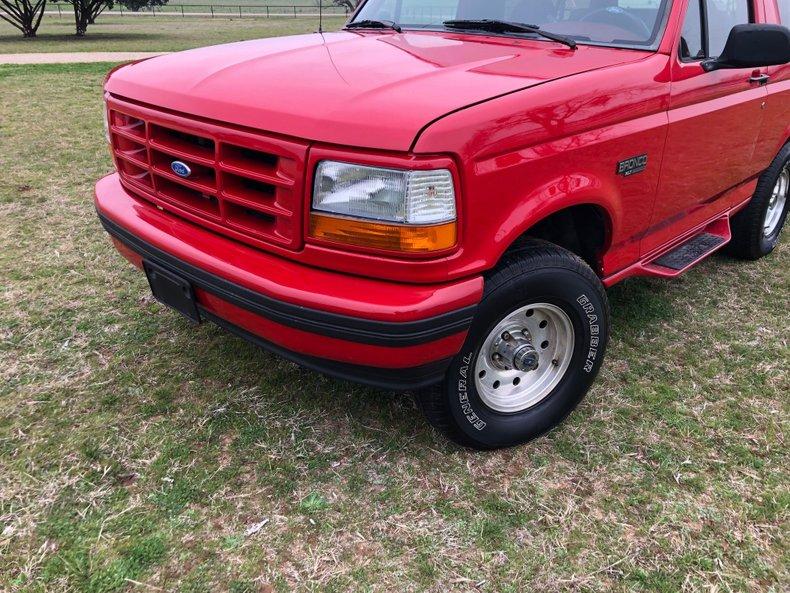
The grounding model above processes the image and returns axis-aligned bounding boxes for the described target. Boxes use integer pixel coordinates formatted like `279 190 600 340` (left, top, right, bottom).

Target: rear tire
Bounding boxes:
417 240 610 450
728 144 790 260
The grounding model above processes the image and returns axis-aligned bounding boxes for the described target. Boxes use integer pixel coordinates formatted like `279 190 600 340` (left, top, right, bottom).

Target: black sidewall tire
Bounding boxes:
730 144 790 259
760 165 789 254
444 267 609 449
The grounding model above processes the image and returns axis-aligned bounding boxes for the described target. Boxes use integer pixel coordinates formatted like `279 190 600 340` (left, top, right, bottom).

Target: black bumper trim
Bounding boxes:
201 310 450 390
99 212 476 347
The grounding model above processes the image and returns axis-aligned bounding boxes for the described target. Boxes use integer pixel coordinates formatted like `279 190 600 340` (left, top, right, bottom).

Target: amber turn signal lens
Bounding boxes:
309 214 456 253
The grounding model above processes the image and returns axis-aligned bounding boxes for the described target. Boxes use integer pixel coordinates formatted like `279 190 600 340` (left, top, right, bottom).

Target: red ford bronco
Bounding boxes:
96 0 790 449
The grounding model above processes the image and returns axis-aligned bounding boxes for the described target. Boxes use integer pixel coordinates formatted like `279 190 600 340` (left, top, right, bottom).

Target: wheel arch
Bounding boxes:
495 201 616 276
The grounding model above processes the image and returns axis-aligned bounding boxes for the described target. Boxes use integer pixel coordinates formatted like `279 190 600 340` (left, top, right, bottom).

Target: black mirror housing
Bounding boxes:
702 24 790 72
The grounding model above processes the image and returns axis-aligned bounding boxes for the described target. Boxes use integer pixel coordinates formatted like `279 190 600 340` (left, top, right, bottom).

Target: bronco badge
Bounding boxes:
617 154 648 177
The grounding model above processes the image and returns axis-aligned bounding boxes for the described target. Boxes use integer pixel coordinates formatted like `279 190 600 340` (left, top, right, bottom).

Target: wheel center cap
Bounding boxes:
491 330 539 372
513 343 540 372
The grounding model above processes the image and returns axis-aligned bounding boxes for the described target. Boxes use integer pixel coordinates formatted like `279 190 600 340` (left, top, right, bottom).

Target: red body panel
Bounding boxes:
105 33 648 152
413 53 671 277
96 0 790 380
755 0 790 167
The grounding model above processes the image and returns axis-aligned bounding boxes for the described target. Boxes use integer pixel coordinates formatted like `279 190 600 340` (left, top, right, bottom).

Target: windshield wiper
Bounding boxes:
346 19 402 33
443 19 577 50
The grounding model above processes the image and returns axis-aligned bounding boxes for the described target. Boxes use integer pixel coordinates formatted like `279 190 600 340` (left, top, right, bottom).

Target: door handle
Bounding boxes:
750 74 770 86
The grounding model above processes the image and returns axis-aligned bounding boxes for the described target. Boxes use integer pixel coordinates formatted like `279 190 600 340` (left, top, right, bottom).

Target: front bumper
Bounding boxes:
95 174 483 390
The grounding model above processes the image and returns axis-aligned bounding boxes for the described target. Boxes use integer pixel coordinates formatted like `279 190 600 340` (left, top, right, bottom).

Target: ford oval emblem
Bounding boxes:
171 161 192 178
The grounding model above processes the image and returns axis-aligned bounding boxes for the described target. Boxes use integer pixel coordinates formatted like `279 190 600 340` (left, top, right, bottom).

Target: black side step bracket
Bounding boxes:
652 233 728 271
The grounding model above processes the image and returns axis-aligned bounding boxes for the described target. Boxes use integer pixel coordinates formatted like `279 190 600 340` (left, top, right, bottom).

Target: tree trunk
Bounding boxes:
73 2 86 36
71 0 103 36
1 0 47 37
31 0 45 35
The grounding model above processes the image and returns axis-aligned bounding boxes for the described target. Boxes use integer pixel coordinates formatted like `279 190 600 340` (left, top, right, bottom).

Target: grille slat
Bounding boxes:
150 125 216 161
154 174 221 220
221 193 292 218
115 150 149 171
112 126 147 144
116 159 154 189
108 104 305 251
148 141 216 167
218 162 295 189
220 144 279 173
153 167 217 195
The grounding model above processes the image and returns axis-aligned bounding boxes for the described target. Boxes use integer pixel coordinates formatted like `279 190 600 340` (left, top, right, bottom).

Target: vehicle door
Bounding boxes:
644 0 768 255
752 0 790 168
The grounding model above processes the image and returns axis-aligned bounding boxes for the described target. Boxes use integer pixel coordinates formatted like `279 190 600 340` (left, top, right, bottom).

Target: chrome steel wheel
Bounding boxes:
764 165 788 238
474 303 575 414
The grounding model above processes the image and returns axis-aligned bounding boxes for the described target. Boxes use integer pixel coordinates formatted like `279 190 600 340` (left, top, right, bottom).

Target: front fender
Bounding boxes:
414 54 671 278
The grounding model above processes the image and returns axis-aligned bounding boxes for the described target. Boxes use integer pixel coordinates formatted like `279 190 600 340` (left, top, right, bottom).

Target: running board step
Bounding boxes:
642 215 732 277
652 233 728 270
604 215 734 285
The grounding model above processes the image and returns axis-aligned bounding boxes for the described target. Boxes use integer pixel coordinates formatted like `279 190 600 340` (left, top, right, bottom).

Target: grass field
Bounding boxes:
0 15 346 54
1 62 788 593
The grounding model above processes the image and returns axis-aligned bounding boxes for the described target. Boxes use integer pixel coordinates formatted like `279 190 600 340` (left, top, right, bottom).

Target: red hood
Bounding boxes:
106 31 647 151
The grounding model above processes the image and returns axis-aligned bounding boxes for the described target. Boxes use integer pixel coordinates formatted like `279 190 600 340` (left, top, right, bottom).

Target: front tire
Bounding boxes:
417 241 610 450
728 143 790 260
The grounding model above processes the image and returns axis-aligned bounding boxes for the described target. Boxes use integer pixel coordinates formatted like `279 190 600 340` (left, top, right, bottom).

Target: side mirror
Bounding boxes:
702 24 790 72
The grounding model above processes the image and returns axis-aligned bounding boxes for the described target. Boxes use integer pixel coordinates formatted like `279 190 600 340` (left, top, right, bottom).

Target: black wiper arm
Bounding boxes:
443 19 577 49
346 19 402 33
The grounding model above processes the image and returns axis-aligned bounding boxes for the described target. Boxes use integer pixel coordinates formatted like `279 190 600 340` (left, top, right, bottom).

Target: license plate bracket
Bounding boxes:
143 260 201 323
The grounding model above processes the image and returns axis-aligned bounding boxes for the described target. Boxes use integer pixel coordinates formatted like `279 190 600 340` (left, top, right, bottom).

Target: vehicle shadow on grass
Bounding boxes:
158 271 689 455
607 276 678 328
172 318 431 452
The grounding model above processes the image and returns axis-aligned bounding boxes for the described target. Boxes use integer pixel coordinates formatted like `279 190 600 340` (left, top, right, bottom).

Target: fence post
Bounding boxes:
57 3 62 17
294 5 297 18
238 5 242 18
210 5 214 18
266 6 269 18
181 5 184 17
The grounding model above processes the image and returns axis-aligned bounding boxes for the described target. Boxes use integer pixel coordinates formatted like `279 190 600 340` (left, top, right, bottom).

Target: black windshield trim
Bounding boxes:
356 25 659 53
348 0 674 52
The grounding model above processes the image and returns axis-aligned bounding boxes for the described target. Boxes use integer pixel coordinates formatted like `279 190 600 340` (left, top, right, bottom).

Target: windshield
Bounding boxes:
351 0 671 49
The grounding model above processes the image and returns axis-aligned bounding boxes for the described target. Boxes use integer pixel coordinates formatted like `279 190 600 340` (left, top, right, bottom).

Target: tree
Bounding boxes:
333 0 360 12
59 0 112 35
59 0 167 36
0 0 47 37
117 0 168 11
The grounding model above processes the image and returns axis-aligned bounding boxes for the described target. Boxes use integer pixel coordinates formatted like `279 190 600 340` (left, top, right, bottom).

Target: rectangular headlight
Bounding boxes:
312 161 456 225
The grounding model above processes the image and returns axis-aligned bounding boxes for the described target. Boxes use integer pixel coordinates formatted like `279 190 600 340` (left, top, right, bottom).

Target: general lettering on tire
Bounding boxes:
458 352 487 430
